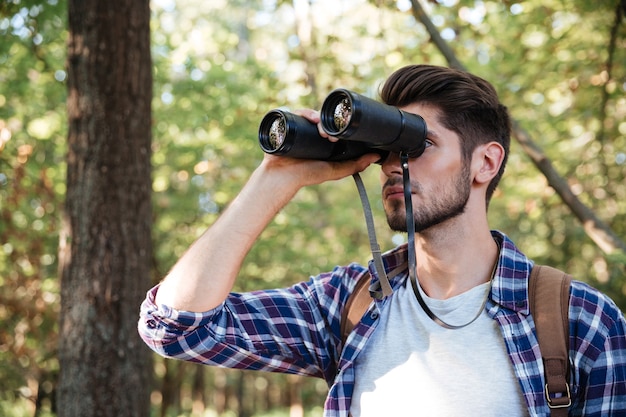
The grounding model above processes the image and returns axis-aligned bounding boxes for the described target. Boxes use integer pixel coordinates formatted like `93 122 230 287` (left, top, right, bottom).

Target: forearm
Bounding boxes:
154 152 378 312
154 162 299 311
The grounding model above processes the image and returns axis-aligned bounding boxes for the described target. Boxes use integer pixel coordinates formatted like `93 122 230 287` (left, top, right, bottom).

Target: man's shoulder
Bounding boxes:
311 263 371 305
568 279 626 333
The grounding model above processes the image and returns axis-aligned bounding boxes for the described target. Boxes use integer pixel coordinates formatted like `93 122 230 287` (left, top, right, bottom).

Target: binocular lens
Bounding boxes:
269 117 286 150
333 98 352 132
259 88 426 161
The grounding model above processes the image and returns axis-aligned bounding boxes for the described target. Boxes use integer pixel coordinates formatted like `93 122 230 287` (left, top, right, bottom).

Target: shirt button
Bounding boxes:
146 319 157 329
370 311 379 320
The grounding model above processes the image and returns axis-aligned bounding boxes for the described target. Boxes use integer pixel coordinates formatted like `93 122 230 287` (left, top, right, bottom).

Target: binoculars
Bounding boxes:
258 89 428 162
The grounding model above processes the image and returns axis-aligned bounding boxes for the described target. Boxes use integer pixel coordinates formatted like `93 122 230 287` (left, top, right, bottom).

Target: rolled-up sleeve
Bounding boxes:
136 269 363 381
138 285 224 358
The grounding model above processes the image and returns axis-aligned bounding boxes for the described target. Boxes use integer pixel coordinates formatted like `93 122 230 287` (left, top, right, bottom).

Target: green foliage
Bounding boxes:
1 0 66 414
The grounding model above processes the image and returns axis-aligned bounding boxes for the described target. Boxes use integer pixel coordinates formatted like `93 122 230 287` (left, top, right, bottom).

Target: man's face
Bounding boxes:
380 103 471 233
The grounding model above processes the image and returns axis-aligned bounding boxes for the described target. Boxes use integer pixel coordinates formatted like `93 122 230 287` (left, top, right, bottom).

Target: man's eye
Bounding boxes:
424 139 434 148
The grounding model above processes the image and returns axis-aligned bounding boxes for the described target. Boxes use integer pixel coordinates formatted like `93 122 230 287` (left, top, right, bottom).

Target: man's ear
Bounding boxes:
473 142 505 185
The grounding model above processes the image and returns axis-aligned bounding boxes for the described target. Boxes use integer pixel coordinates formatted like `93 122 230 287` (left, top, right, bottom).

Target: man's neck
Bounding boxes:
412 223 499 300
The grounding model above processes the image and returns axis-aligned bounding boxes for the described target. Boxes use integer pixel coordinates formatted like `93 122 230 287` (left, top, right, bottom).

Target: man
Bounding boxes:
139 65 626 416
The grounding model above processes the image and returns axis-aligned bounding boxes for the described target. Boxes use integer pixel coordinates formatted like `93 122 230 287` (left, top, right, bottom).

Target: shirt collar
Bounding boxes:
489 230 533 314
370 230 533 314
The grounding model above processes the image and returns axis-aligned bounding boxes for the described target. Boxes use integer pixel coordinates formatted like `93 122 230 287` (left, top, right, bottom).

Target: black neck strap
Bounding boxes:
353 153 494 329
401 153 494 329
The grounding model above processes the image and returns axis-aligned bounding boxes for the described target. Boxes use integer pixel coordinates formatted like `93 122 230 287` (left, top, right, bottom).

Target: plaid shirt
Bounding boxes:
139 231 626 416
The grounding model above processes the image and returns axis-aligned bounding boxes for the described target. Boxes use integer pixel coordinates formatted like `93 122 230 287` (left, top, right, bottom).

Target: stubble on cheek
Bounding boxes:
384 198 409 232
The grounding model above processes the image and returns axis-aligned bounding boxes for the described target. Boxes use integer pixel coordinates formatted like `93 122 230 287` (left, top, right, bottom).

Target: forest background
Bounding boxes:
1 0 625 416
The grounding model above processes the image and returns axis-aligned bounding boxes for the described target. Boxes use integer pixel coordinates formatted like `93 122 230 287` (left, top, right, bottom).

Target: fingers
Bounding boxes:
294 108 319 123
260 150 378 186
321 153 380 182
293 108 338 142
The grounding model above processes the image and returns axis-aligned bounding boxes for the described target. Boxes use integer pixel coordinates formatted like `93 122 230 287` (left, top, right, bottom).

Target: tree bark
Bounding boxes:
57 0 153 416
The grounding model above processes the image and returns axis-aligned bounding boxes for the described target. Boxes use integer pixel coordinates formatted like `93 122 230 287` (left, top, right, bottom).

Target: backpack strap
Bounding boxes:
529 265 573 415
340 264 407 347
340 272 372 347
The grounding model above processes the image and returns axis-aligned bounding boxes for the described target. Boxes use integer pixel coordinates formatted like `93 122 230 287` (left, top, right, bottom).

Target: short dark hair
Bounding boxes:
380 64 511 203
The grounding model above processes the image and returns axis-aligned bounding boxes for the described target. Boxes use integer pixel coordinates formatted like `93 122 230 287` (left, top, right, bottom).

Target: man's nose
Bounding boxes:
381 152 403 176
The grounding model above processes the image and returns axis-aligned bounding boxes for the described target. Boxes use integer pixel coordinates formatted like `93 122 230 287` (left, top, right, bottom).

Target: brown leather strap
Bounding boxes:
529 265 572 416
340 272 372 346
340 264 407 346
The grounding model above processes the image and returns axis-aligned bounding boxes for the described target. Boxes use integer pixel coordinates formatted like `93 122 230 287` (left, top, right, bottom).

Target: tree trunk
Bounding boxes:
288 375 303 417
57 0 153 416
192 365 207 415
213 368 228 415
160 360 183 417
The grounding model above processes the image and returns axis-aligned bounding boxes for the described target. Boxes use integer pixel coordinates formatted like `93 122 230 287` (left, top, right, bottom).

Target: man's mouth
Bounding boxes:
383 185 405 200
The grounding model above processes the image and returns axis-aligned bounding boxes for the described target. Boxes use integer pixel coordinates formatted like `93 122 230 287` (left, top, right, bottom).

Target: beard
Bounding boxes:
384 163 471 233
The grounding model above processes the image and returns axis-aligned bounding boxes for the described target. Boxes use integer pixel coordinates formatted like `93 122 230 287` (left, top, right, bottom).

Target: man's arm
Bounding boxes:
154 112 378 312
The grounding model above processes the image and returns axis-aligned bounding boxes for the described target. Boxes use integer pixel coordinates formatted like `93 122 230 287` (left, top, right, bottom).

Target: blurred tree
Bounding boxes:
56 0 152 416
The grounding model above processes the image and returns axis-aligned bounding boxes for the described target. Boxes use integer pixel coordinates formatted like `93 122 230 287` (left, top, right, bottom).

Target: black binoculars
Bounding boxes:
258 89 428 162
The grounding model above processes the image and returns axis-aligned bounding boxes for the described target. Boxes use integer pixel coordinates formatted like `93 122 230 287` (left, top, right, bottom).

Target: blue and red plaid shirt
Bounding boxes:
138 231 626 416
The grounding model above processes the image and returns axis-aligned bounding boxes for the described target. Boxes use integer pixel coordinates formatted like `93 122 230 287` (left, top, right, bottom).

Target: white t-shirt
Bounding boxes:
350 279 529 417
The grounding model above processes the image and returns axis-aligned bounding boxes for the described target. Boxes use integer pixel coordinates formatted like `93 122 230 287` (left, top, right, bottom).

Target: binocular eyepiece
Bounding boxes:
258 89 428 162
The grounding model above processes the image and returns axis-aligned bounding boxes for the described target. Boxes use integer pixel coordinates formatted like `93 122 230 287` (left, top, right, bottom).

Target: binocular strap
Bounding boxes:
352 173 393 298
400 153 493 330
